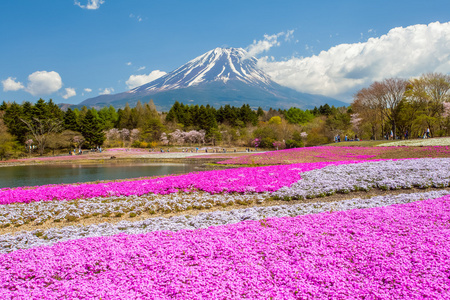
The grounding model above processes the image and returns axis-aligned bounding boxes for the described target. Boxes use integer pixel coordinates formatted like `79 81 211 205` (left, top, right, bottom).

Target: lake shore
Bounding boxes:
0 148 256 168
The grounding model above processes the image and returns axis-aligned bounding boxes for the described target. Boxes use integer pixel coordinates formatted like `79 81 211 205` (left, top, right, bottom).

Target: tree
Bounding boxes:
20 117 62 155
284 107 314 124
3 102 29 143
105 128 121 146
80 110 105 148
118 103 133 129
0 117 17 160
377 78 408 139
268 116 282 125
120 128 130 147
130 128 140 145
98 105 118 130
352 78 407 139
406 73 450 136
256 107 264 118
352 86 384 139
142 117 165 142
159 132 169 145
318 104 332 116
47 130 81 155
63 108 80 131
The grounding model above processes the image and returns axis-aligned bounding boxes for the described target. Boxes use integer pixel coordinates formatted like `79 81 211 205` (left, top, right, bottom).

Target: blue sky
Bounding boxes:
1 0 450 105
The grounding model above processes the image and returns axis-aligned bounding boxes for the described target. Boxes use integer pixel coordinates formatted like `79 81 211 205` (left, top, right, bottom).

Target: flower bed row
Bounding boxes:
0 193 268 227
2 158 450 228
1 190 448 254
217 145 450 165
274 158 450 200
0 161 351 205
0 194 449 299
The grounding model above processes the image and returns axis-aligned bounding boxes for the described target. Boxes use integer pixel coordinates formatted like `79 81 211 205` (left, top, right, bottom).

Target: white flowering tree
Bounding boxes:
73 135 85 151
25 139 33 156
120 128 130 147
130 129 140 145
160 132 169 145
350 113 362 138
184 130 205 145
169 129 185 145
106 128 120 141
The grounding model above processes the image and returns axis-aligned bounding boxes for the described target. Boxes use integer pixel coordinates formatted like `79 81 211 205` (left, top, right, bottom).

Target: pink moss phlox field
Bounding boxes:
217 146 381 165
1 196 449 299
217 146 450 165
0 161 359 205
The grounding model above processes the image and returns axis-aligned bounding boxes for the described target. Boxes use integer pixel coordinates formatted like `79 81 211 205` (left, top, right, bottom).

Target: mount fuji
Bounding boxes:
79 47 345 110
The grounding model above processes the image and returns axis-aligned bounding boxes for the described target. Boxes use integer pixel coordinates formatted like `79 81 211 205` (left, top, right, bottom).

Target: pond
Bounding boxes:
0 163 200 188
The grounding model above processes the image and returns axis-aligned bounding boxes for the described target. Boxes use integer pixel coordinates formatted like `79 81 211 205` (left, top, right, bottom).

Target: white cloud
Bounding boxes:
2 77 24 92
25 71 63 96
74 0 104 10
129 13 143 22
284 29 295 42
258 21 450 101
84 88 92 93
99 87 114 95
126 62 132 66
126 70 167 89
62 88 76 99
245 30 294 59
137 66 146 71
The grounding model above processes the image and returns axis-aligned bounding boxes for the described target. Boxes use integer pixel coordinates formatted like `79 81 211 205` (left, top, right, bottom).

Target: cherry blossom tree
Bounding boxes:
169 129 185 145
120 128 130 147
160 133 169 145
130 129 140 145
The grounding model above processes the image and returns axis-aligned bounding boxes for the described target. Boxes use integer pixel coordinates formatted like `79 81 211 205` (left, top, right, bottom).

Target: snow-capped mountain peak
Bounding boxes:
79 46 345 111
129 47 273 94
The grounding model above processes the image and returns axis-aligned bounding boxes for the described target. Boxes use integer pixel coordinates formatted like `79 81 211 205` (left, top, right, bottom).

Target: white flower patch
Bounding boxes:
377 137 450 147
0 193 268 227
0 190 448 253
273 158 450 200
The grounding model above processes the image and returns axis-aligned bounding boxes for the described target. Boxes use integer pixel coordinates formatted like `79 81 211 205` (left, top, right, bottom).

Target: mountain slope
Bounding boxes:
79 47 346 110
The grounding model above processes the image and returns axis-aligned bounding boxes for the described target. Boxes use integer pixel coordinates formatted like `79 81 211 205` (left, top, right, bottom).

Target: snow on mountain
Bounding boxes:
128 47 273 94
78 47 346 110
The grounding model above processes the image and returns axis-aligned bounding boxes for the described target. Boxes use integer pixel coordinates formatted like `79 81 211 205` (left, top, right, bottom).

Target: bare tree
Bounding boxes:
407 73 450 135
353 78 407 139
352 87 383 139
20 118 62 155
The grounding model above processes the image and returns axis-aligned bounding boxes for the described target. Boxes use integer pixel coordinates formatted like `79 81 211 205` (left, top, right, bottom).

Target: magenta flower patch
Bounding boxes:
0 160 362 205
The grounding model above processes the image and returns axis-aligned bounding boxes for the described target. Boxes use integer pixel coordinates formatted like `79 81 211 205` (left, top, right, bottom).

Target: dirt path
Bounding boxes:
2 187 448 235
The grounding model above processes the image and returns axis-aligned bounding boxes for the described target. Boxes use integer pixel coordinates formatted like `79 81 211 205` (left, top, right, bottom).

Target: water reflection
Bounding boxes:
0 163 199 188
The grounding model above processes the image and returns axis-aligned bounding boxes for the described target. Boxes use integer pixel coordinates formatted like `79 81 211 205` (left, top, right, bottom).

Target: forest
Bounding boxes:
0 72 449 159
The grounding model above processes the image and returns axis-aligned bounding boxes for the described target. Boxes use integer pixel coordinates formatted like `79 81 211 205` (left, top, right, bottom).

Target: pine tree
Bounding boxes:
118 103 132 129
80 110 105 148
3 102 29 143
256 107 264 118
0 101 8 111
64 108 80 131
32 99 50 119
47 99 63 119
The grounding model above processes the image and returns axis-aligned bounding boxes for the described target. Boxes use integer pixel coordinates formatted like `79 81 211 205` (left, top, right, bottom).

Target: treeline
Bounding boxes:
1 71 448 159
0 97 346 159
352 73 450 140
